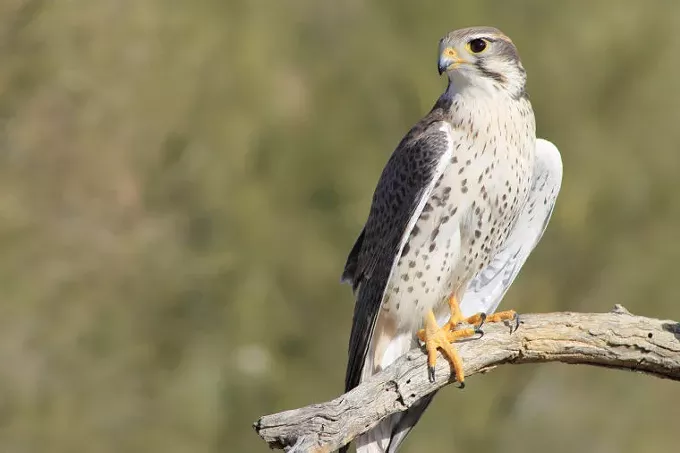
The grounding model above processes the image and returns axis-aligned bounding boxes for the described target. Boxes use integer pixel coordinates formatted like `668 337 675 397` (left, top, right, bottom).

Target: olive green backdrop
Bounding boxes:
1 0 679 452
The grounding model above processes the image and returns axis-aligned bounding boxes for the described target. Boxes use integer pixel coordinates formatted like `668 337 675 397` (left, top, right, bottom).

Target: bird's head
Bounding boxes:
438 27 527 98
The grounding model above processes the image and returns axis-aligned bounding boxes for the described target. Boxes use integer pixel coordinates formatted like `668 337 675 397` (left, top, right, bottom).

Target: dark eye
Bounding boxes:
468 38 487 53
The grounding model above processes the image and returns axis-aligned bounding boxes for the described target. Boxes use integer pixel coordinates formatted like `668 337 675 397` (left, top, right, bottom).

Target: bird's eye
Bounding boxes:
468 38 488 54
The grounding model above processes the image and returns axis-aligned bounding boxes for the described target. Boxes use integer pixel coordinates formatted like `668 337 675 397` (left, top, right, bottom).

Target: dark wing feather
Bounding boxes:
341 227 365 293
344 120 452 392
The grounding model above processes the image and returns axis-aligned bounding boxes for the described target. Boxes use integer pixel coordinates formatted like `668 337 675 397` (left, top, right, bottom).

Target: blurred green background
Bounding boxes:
1 0 680 452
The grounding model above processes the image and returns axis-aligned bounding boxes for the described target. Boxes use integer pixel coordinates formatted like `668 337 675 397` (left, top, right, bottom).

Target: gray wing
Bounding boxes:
459 138 563 319
343 120 454 392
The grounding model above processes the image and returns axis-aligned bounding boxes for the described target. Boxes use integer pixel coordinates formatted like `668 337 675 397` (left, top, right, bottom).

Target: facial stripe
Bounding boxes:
475 61 507 84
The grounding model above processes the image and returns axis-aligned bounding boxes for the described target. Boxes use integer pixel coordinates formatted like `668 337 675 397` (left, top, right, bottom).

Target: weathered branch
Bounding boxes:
254 306 680 452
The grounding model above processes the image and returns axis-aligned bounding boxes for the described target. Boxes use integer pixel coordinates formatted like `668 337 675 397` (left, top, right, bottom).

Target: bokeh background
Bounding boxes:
1 0 680 452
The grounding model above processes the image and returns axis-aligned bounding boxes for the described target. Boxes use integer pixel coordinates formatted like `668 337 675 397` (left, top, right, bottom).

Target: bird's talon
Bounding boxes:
423 310 472 386
509 313 520 334
477 312 487 329
456 381 465 390
473 326 484 339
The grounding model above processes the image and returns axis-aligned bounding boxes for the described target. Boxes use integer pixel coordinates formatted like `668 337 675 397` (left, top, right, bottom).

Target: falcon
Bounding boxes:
341 26 562 453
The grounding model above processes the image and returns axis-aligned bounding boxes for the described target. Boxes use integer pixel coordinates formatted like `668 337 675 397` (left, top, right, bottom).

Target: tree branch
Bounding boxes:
253 306 680 452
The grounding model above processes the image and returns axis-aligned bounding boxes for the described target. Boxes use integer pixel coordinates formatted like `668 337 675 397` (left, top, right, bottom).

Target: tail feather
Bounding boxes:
344 333 430 453
355 418 391 453
353 392 436 453
385 392 437 452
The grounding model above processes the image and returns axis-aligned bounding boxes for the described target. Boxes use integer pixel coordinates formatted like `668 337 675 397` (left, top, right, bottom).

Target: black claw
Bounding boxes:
473 326 485 339
428 365 436 383
511 313 521 334
478 312 487 329
456 381 466 390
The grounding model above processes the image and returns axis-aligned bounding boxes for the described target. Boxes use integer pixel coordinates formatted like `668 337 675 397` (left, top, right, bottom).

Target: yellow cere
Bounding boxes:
444 47 457 58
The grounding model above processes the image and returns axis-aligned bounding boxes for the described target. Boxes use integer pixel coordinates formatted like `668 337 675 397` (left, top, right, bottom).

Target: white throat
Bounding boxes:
444 61 526 101
445 71 503 100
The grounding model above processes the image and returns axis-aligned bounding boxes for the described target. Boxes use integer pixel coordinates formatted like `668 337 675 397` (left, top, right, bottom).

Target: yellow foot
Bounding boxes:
441 294 491 331
442 293 520 333
416 310 481 386
461 309 520 333
441 294 464 331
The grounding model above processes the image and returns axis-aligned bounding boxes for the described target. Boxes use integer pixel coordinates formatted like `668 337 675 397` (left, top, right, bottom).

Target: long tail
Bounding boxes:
355 392 437 453
348 333 433 453
346 309 465 452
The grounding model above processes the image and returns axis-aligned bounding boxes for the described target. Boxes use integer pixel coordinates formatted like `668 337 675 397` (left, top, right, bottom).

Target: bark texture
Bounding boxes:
254 307 680 452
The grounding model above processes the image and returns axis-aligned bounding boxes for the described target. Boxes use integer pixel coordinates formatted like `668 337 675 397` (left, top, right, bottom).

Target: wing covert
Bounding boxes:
344 121 454 391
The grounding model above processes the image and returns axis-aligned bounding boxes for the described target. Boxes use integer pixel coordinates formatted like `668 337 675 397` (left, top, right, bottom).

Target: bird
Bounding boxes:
340 26 562 453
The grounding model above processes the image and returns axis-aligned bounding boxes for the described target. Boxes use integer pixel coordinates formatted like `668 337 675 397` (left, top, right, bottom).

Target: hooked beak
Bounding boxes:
438 47 465 75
